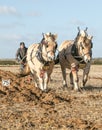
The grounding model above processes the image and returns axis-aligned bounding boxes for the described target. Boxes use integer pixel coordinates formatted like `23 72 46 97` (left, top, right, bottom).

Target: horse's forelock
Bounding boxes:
44 35 55 42
80 30 88 37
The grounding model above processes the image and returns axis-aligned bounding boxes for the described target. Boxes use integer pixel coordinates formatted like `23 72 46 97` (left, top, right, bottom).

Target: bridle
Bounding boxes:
36 38 57 66
71 34 93 63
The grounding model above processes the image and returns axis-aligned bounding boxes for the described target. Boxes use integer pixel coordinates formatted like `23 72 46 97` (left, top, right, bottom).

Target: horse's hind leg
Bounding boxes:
69 72 74 89
61 66 68 88
69 71 74 88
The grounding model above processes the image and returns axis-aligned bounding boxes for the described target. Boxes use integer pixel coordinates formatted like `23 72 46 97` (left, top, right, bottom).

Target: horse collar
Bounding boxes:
36 43 50 66
71 43 78 57
71 43 85 64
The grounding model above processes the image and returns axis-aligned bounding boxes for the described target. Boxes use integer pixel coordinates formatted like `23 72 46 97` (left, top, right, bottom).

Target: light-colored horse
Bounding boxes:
58 27 93 91
25 33 57 91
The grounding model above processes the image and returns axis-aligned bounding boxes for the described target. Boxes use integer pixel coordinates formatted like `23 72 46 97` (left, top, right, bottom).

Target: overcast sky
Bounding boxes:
0 0 102 58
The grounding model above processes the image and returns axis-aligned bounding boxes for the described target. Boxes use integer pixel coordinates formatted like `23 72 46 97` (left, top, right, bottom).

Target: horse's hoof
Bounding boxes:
80 86 85 89
70 84 74 90
73 87 78 91
42 89 48 93
62 84 68 90
63 84 68 88
78 87 83 93
80 87 85 92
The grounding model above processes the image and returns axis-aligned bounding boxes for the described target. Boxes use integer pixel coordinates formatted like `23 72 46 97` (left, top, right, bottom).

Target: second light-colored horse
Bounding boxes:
58 27 93 91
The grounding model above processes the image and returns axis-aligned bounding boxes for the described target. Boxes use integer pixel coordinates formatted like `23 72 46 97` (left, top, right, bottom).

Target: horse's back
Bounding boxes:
27 43 39 53
58 40 75 68
59 40 74 51
27 43 39 70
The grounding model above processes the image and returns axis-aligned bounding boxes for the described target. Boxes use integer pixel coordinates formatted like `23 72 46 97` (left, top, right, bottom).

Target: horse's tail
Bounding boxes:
17 63 31 77
54 54 59 64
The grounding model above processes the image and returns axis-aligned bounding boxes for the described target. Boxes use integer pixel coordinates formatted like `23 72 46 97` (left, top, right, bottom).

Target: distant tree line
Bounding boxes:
0 58 102 65
0 59 18 65
92 58 102 65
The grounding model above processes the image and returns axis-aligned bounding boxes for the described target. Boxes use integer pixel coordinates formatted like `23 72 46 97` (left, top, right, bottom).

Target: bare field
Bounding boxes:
0 65 102 130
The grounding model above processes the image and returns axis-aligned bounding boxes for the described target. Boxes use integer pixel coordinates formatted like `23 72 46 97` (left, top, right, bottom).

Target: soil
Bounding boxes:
0 65 102 130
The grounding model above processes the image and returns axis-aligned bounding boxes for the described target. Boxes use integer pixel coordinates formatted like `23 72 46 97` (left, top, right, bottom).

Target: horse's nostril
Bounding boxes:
48 56 55 61
86 59 90 63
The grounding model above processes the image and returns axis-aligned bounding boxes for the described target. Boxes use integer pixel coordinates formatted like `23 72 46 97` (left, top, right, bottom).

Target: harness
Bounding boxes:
71 43 85 64
36 43 50 66
71 38 93 63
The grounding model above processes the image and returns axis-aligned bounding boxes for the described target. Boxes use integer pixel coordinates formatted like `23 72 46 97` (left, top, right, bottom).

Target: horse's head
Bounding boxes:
41 32 58 61
75 27 93 63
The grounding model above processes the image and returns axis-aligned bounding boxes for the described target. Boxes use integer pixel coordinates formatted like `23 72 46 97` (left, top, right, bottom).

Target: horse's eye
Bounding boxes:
46 45 48 48
82 46 84 49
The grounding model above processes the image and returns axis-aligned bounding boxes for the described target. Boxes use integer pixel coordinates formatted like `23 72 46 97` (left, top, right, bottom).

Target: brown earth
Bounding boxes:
0 65 102 130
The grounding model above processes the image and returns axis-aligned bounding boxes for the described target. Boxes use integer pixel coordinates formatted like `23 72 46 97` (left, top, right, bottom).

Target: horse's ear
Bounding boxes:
44 34 48 39
44 32 52 39
46 32 51 36
88 35 93 40
85 27 88 31
80 30 86 37
77 27 80 32
53 34 57 40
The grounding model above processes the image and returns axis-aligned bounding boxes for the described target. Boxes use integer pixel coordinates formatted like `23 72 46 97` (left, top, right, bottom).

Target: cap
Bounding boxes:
20 42 25 46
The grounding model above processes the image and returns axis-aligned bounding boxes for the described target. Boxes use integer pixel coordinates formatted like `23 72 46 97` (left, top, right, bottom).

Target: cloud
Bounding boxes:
70 19 85 26
0 22 25 29
0 6 18 16
0 33 41 44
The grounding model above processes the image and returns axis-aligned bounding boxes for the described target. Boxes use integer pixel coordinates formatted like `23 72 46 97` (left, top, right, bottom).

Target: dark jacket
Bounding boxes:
16 47 28 63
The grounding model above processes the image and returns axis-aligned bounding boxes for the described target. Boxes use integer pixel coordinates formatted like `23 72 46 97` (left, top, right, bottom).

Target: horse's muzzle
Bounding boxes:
48 55 55 61
84 55 91 63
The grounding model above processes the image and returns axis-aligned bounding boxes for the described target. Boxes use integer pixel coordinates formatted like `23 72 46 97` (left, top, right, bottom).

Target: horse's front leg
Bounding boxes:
71 64 79 90
38 77 44 91
82 62 91 87
82 72 88 86
43 72 49 91
30 70 38 88
37 71 44 91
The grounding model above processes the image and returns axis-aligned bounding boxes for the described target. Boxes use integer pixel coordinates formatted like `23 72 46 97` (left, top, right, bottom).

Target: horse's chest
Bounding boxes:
39 65 53 78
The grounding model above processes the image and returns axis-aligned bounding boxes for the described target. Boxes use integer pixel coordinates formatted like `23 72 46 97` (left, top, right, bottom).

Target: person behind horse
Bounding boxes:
16 42 28 73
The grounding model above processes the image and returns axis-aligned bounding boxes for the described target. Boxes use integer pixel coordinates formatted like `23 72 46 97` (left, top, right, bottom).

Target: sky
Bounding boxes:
0 0 102 58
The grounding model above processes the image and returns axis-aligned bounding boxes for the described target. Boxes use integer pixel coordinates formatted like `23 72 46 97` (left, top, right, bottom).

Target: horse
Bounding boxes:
24 32 58 91
57 27 93 91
